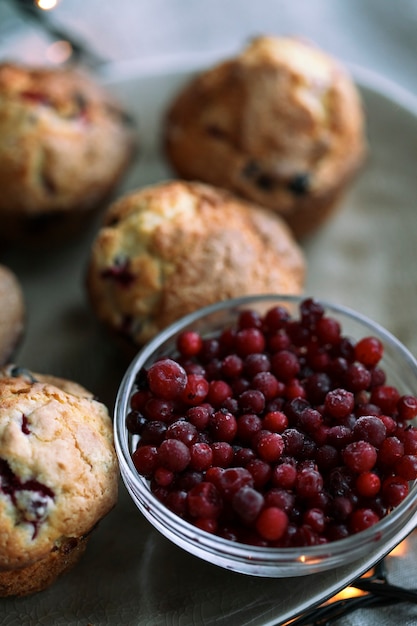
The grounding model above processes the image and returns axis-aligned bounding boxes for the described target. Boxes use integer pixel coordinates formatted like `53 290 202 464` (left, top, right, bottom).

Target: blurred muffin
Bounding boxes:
0 265 25 365
164 36 366 239
86 179 305 347
0 366 118 596
0 61 137 243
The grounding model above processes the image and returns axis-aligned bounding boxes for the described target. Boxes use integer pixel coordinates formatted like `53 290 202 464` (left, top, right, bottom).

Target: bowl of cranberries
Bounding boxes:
114 295 417 576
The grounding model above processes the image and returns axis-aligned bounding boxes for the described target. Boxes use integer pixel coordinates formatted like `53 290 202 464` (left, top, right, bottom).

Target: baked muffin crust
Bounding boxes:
165 36 366 238
87 179 305 346
0 367 118 594
0 62 136 239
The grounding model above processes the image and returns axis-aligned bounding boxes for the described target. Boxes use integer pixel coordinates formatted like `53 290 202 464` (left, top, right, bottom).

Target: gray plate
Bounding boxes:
1 58 417 625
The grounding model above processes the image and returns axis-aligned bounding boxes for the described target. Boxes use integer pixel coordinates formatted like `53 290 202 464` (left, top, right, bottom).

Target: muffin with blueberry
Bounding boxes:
0 264 25 365
86 179 305 348
164 36 366 239
0 365 118 596
0 61 137 242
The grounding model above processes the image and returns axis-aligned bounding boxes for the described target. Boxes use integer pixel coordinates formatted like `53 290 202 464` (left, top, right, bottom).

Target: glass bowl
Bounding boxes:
114 294 417 577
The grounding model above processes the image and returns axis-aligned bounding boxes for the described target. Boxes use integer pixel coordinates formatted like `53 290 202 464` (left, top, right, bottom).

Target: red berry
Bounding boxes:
147 358 187 400
256 507 289 541
187 482 222 518
271 350 300 382
210 410 237 442
354 336 384 367
356 472 381 497
235 328 265 356
189 443 213 471
158 439 191 472
382 476 409 507
132 445 158 477
263 410 288 433
177 330 203 357
181 375 209 405
343 441 377 473
350 508 379 533
324 388 355 420
397 395 417 421
256 431 284 463
232 486 264 524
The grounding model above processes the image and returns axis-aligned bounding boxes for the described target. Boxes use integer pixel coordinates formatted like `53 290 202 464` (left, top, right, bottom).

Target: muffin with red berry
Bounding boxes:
0 61 137 243
0 365 118 596
164 36 366 239
0 264 25 365
86 179 305 348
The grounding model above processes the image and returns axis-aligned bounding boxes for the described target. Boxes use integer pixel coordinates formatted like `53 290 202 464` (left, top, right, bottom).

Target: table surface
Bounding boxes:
1 2 417 625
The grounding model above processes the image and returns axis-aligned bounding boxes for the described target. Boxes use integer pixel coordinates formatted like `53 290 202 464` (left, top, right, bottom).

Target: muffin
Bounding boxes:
164 36 366 239
86 179 305 348
0 365 118 596
0 61 137 243
0 265 25 365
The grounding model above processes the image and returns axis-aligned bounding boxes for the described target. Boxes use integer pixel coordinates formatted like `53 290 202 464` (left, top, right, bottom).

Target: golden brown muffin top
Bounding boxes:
165 36 366 237
0 367 118 570
87 179 305 346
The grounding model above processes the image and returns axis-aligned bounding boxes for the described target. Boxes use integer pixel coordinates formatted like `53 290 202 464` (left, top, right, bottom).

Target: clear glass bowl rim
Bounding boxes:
114 294 417 569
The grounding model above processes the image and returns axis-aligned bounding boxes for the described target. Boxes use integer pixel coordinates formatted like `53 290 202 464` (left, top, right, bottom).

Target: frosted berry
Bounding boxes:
147 359 187 400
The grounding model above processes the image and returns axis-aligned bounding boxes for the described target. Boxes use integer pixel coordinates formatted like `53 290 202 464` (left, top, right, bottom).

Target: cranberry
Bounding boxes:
271 350 300 382
221 354 243 378
211 442 234 467
177 330 203 357
232 486 264 524
356 472 381 498
324 389 354 420
140 420 167 445
350 508 380 533
354 336 384 367
207 380 232 407
255 431 284 462
132 445 159 477
352 415 386 447
126 410 146 434
158 439 191 472
166 420 198 446
316 316 341 345
238 309 263 330
235 328 265 356
187 482 222 518
370 385 400 414
236 413 262 442
263 305 290 332
382 476 409 507
295 468 323 499
216 467 254 501
246 458 272 489
397 395 417 421
147 359 187 400
209 410 237 442
181 375 209 405
189 442 213 471
256 507 288 541
342 441 377 473
271 463 297 489
252 372 282 400
244 353 271 377
263 410 288 433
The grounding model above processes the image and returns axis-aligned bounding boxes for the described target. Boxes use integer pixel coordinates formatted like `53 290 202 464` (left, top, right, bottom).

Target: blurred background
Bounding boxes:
1 0 417 96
